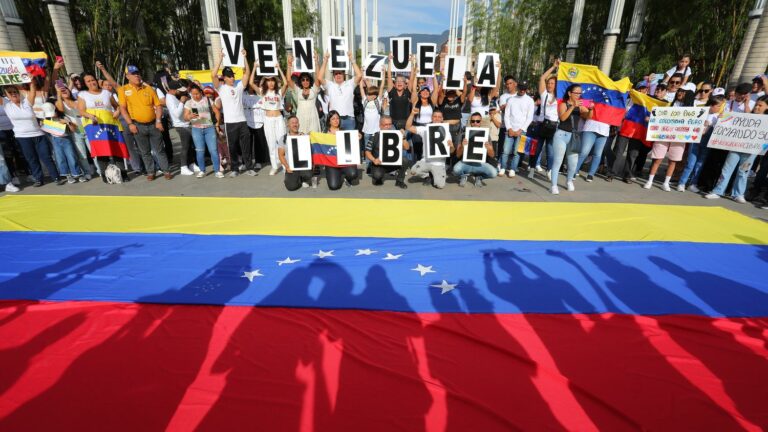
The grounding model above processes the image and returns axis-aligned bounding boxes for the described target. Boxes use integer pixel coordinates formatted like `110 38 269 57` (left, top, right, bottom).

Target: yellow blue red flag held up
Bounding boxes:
557 62 632 126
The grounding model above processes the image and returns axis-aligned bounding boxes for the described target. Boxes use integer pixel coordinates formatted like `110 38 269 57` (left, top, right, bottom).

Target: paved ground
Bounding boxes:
2 131 766 222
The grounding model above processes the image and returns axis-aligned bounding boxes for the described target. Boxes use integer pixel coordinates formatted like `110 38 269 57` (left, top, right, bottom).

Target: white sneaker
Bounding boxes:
180 166 194 176
535 165 544 173
689 185 700 193
704 193 720 200
238 164 246 172
4 183 19 192
734 196 746 204
677 184 685 192
566 181 575 192
302 182 310 188
507 170 516 178
550 186 559 195
662 183 671 192
269 167 279 176
642 180 652 189
191 164 201 173
311 177 319 188
215 172 225 178
11 177 19 186
498 169 506 177
547 170 552 181
196 171 205 178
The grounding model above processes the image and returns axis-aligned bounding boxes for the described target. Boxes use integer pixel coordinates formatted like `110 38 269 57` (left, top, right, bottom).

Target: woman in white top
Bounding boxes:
359 79 387 146
409 58 438 160
0 82 60 187
54 81 93 179
184 84 223 178
253 59 289 175
244 70 268 169
532 60 559 175
286 52 322 134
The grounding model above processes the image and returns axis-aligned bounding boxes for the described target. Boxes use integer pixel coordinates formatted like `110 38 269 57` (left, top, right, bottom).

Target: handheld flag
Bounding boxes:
619 89 669 145
82 109 129 158
557 62 632 126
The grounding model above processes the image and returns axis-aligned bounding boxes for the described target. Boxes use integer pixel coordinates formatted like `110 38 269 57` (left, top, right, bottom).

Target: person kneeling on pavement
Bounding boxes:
405 107 453 189
365 115 409 189
278 115 314 191
453 113 498 187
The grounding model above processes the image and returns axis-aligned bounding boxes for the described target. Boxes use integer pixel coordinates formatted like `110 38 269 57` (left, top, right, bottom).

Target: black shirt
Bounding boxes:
557 103 582 132
388 88 411 122
441 97 462 120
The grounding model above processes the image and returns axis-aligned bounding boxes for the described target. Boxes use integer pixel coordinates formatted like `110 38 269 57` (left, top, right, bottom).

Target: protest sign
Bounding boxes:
379 130 403 165
390 38 411 72
708 111 768 155
254 41 277 76
292 38 314 73
0 57 31 84
220 31 245 67
286 135 313 171
443 56 466 90
426 123 451 159
646 106 707 143
464 128 489 163
417 44 437 77
363 54 386 80
336 130 360 165
328 37 349 71
475 53 499 88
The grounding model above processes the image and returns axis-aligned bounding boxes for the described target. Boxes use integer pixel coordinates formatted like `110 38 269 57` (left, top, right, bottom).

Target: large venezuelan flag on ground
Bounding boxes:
557 62 632 127
0 195 767 431
620 89 669 145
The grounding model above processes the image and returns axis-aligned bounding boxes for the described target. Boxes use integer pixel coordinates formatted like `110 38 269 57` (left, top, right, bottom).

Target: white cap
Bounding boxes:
683 82 697 92
712 87 725 96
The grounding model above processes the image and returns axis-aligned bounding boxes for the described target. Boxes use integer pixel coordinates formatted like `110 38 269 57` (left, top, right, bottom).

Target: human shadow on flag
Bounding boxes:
0 252 252 432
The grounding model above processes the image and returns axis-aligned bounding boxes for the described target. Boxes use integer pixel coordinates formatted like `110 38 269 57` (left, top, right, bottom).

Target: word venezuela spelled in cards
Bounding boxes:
0 196 767 431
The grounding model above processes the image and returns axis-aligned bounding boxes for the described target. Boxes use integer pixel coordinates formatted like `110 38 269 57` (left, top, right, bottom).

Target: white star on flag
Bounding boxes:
411 264 436 277
242 270 264 282
430 280 457 294
313 250 335 258
383 253 403 260
355 249 378 256
277 257 301 266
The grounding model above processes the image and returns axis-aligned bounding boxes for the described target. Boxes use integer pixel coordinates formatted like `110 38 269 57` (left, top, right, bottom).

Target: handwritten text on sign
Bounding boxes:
708 112 768 155
0 57 30 84
646 106 707 143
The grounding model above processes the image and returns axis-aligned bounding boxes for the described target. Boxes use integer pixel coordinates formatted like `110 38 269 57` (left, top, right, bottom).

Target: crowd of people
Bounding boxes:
0 51 766 207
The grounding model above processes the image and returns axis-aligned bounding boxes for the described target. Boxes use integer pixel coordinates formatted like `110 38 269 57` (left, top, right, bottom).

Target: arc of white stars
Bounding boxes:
277 257 301 266
383 253 403 260
430 280 457 294
355 249 378 256
242 270 264 282
411 264 435 277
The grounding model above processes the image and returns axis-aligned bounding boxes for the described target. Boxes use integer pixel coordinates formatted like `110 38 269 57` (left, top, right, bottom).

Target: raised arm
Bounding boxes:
241 49 251 88
313 51 321 88
490 61 502 98
539 60 558 94
249 60 260 94
211 49 224 88
430 79 440 105
351 50 362 86
26 79 37 105
317 51 329 86
386 53 394 91
96 61 119 89
405 106 419 134
277 62 289 97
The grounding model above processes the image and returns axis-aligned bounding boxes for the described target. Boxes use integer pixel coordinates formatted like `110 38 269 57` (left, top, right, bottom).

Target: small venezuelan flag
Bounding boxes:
620 89 669 145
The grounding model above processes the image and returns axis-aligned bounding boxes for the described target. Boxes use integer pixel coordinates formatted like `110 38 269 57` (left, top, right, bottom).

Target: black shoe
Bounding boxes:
605 175 613 182
56 177 67 186
395 180 407 189
586 175 594 182
33 181 43 187
372 179 383 186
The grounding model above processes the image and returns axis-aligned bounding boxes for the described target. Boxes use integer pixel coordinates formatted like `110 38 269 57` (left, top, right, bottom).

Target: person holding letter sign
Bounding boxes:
278 115 314 191
259 58 290 176
212 48 256 177
323 111 360 190
286 52 323 134
453 113 498 187
406 108 453 188
365 115 409 189
319 51 362 131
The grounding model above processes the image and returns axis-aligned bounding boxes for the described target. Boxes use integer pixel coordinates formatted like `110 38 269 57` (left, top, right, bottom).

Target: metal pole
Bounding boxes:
739 3 768 84
282 0 293 52
460 0 467 55
200 0 213 68
598 0 626 75
43 0 84 74
205 0 223 67
360 0 367 60
621 0 647 74
371 0 378 54
565 0 585 63
730 0 765 86
226 0 238 32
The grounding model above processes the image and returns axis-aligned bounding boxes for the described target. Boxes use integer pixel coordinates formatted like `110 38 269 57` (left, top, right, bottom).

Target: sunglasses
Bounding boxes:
670 81 682 85
470 119 481 124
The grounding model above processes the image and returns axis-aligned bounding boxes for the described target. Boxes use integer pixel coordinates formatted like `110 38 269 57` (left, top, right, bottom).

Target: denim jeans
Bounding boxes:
119 117 143 172
712 151 757 198
191 126 221 173
533 135 553 169
678 142 709 187
573 131 608 179
501 134 522 171
133 122 169 173
452 161 498 179
340 116 356 131
550 129 578 188
51 135 83 177
17 135 59 182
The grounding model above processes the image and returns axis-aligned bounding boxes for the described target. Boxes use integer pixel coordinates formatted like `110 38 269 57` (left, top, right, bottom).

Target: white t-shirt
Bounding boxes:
261 90 282 112
165 93 189 128
663 92 676 103
750 91 765 103
538 91 558 122
242 93 264 129
4 98 44 138
415 125 448 167
416 103 433 124
471 95 490 117
184 97 215 128
581 119 610 136
362 97 383 134
666 66 692 79
79 90 114 111
325 79 355 117
727 99 748 113
217 82 247 124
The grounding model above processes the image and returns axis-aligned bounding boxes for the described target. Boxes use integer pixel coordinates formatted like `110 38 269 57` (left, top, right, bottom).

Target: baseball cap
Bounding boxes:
419 85 431 93
712 87 725 96
168 80 187 92
518 80 530 90
683 82 697 92
634 81 648 90
125 65 140 75
221 66 235 78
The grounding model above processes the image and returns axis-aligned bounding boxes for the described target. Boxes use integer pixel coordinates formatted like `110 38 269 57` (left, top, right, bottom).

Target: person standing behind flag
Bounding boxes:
499 79 534 178
643 89 696 191
212 48 256 177
549 84 591 194
118 65 171 180
319 50 362 131
183 84 223 178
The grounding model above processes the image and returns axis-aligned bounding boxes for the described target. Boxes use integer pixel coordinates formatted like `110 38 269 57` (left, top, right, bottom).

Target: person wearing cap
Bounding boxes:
750 75 766 103
118 65 171 180
437 83 464 163
499 78 534 178
727 83 753 113
0 81 60 187
712 87 726 97
453 112 498 187
165 81 195 176
212 48 257 177
318 50 362 131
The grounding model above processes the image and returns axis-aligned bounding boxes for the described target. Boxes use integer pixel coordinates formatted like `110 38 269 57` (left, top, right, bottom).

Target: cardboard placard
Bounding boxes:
646 106 707 143
286 135 313 170
379 130 403 165
390 38 412 72
292 38 314 73
417 43 437 78
426 123 451 159
708 111 768 155
475 52 499 88
463 127 489 163
336 130 360 165
443 56 467 90
363 54 387 81
220 31 245 67
328 37 349 71
254 41 278 76
0 57 30 84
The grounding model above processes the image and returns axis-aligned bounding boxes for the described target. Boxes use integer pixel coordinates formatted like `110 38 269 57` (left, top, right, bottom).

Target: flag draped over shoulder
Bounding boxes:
179 68 244 88
82 109 130 158
620 89 669 145
309 131 355 168
0 51 47 78
557 62 632 126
